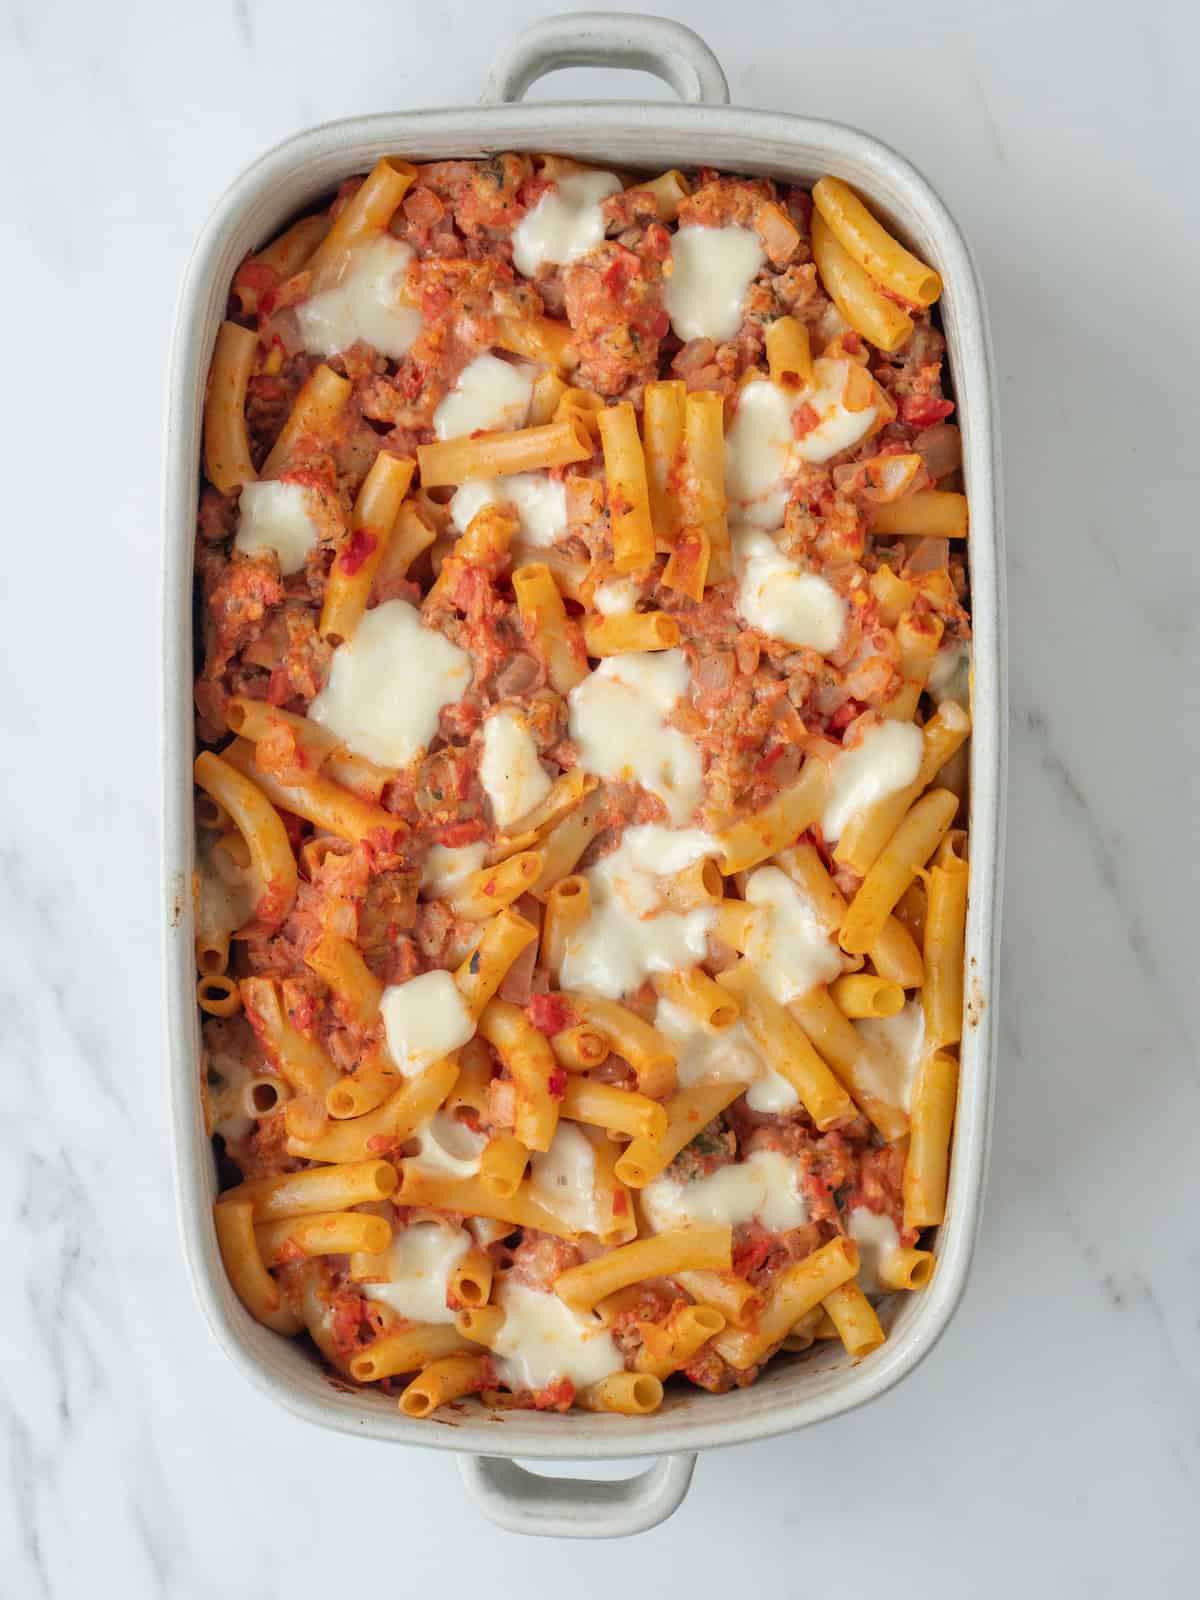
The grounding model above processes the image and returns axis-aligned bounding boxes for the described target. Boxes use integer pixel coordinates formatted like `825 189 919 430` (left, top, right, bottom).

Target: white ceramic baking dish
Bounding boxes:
161 11 1005 1539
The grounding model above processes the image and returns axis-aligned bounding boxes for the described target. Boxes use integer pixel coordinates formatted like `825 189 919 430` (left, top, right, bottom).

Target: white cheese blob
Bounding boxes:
434 354 533 440
822 720 923 843
725 364 878 529
363 1222 469 1323
927 640 971 707
511 169 623 278
732 526 846 651
664 225 765 343
560 825 718 1000
490 1280 623 1393
408 1108 487 1179
795 359 878 464
568 650 702 825
858 999 926 1114
196 833 257 943
654 994 799 1115
479 707 553 828
529 1124 601 1235
743 865 843 1004
848 1207 901 1297
204 1046 261 1145
309 599 470 768
380 969 475 1077
725 380 796 529
233 480 323 575
592 577 640 616
450 473 567 549
642 1149 809 1234
420 840 488 898
296 236 421 360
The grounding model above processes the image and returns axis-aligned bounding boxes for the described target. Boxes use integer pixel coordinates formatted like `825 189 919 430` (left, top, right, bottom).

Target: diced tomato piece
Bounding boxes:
900 395 955 428
338 528 377 575
547 1067 568 1101
526 993 576 1035
432 818 487 848
793 402 820 439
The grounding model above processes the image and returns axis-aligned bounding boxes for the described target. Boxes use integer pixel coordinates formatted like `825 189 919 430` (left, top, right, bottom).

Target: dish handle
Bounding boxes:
459 1452 697 1538
481 12 729 107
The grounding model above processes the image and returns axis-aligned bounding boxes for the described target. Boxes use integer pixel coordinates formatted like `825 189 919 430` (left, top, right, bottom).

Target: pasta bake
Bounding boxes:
194 154 971 1418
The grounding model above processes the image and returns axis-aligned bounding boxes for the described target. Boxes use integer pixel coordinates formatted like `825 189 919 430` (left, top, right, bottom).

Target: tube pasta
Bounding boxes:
325 1048 399 1119
529 791 604 898
923 831 969 1050
398 1354 487 1416
560 993 678 1099
711 1237 859 1369
840 789 959 956
479 1132 529 1199
683 390 729 581
674 1271 763 1329
240 976 340 1098
716 758 830 874
307 156 416 290
880 1247 936 1290
872 489 969 539
449 1246 494 1309
869 915 925 988
652 968 739 1029
454 909 538 1020
218 1160 398 1221
765 315 813 389
635 168 691 221
539 876 590 981
660 531 710 601
550 1023 609 1072
213 1199 302 1335
597 401 655 573
350 1323 473 1383
493 314 578 372
790 985 908 1142
583 610 680 656
320 452 415 644
903 1050 959 1230
261 364 352 477
513 563 588 694
830 973 905 1019
304 931 384 1027
812 177 942 307
285 1056 459 1163
446 850 544 920
193 751 297 932
577 1373 663 1415
643 379 685 547
554 1226 732 1314
222 738 405 849
717 963 855 1131
417 415 592 487
255 1210 392 1265
454 1306 506 1346
204 321 258 493
197 975 241 1017
821 1279 886 1357
811 212 914 354
634 1303 725 1378
615 1082 743 1189
477 999 561 1153
395 1167 581 1241
559 1078 668 1143
834 705 970 876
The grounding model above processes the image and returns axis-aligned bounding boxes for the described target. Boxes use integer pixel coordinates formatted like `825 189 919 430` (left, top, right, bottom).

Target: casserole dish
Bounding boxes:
163 11 1005 1538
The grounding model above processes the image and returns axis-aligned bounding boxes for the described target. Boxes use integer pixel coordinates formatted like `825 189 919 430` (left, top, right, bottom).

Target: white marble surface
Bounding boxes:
3 0 1198 1589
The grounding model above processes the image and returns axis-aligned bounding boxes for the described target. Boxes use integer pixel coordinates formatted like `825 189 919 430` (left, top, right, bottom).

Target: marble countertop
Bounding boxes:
4 0 1197 1590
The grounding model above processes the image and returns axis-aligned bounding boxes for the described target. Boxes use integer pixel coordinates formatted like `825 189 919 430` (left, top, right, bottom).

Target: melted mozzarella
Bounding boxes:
204 1046 260 1144
732 526 846 651
560 825 717 1000
408 1109 487 1179
234 480 323 575
858 999 926 1114
655 994 799 1115
309 599 470 767
450 473 567 549
296 236 421 360
822 720 924 842
420 841 487 898
847 1207 901 1297
592 577 640 616
664 225 764 343
642 1149 809 1234
511 169 623 277
795 359 877 464
567 650 702 825
380 970 474 1077
490 1279 623 1392
529 1124 601 1234
725 380 796 529
434 354 533 440
656 996 760 1091
479 707 552 828
363 1222 469 1324
725 364 878 529
196 834 256 943
743 865 843 1004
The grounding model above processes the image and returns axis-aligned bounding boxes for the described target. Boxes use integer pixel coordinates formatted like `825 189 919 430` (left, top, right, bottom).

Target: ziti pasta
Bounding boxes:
196 155 970 1417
